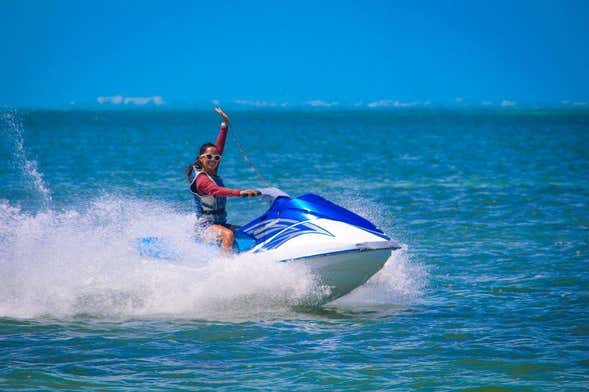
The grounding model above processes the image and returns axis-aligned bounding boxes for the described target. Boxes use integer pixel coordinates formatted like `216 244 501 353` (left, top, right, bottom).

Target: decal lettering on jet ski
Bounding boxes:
255 221 334 252
243 218 300 242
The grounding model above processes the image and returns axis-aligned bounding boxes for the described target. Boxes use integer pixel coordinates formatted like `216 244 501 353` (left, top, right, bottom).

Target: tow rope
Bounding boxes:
230 125 273 187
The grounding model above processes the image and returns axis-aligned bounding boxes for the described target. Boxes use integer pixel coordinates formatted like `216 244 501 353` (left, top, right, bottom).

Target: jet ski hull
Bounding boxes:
237 214 400 302
285 247 393 301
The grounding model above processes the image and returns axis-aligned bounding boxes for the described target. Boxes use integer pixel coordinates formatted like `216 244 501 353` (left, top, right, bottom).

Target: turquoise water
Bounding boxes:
1 109 588 390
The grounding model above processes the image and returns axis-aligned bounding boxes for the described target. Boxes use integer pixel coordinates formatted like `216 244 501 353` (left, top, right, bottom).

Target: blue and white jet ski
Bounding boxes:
137 188 401 301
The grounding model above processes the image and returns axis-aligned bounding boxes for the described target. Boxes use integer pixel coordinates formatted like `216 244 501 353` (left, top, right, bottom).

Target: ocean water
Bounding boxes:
1 108 588 390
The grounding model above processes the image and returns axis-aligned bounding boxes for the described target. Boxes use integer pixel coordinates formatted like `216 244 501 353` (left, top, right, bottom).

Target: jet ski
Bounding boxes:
136 188 401 302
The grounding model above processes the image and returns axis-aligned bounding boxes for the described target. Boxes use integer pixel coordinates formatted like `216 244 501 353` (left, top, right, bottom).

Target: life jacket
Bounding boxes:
189 166 228 225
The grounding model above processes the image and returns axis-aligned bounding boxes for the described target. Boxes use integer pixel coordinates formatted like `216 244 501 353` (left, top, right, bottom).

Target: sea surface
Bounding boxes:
1 109 588 390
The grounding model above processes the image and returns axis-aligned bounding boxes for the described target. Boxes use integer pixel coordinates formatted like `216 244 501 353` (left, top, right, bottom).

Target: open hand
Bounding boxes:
215 107 230 124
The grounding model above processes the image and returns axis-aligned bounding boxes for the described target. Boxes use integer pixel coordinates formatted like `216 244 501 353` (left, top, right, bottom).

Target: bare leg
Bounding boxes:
205 224 235 255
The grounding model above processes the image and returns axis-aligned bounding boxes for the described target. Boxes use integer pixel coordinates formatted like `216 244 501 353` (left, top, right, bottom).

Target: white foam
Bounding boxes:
0 182 425 320
0 197 324 320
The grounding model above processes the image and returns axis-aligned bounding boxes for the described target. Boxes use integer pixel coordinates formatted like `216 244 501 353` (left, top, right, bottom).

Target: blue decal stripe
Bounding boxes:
244 218 300 241
254 221 334 252
358 226 390 240
277 246 397 263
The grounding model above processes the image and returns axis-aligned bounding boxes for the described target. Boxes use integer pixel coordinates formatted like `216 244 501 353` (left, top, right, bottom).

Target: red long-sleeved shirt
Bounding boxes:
194 122 241 197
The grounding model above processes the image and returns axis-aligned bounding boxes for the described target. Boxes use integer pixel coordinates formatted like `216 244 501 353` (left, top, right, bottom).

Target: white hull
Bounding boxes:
244 218 398 302
294 248 392 301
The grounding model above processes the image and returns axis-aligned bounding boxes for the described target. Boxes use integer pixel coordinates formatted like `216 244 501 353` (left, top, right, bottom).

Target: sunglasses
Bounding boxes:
200 153 221 161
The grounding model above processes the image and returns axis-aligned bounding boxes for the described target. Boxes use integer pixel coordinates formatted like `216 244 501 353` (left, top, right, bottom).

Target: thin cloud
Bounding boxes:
395 101 421 108
305 100 339 107
97 95 123 104
573 101 587 106
367 100 394 108
367 100 422 108
234 99 285 107
97 96 164 105
501 100 517 107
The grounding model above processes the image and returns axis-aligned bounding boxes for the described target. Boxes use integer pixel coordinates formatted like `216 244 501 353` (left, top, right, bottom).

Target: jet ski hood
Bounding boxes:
238 192 386 246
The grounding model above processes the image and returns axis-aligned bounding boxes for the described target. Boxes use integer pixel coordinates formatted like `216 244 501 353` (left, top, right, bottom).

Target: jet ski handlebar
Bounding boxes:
240 190 262 198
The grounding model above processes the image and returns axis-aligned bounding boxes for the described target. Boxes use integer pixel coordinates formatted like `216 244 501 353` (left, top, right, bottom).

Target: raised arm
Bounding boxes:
214 107 230 155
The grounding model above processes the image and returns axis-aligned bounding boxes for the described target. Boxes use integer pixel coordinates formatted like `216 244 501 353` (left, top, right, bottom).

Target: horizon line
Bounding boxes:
3 105 589 113
2 96 588 111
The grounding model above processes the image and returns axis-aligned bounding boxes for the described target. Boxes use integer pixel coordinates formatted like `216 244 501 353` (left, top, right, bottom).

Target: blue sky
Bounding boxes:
1 0 588 108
